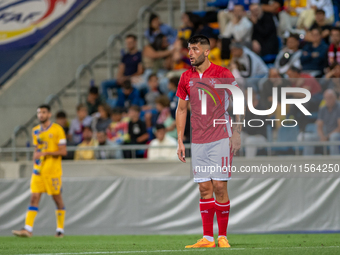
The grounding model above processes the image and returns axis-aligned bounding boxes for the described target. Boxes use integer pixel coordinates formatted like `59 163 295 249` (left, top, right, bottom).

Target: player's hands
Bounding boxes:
177 141 186 163
34 151 46 160
230 133 241 155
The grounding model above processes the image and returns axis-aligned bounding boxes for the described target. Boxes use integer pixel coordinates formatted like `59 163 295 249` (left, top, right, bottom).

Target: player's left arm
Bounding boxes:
225 69 243 155
43 144 67 157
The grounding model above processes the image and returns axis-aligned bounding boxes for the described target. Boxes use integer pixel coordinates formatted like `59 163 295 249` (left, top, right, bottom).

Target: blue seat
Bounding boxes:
305 123 317 133
272 125 300 153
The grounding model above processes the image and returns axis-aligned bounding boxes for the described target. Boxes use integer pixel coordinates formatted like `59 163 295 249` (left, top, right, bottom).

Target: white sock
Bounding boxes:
24 225 33 232
218 235 227 239
56 228 64 233
203 235 214 242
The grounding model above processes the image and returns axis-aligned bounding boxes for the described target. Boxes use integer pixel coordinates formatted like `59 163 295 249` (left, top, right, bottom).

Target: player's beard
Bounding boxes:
191 53 205 67
39 117 48 124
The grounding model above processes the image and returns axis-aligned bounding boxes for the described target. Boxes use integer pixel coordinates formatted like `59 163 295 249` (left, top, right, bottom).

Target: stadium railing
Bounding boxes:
1 141 340 162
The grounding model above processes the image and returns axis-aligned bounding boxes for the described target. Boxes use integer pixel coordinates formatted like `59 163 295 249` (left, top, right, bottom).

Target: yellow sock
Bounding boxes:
24 206 38 232
56 209 65 232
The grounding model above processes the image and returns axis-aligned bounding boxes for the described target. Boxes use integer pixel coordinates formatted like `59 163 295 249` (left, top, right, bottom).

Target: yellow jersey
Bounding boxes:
32 123 66 176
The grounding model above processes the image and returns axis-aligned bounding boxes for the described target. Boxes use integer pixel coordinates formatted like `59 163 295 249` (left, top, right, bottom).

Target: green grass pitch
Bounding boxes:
0 234 339 255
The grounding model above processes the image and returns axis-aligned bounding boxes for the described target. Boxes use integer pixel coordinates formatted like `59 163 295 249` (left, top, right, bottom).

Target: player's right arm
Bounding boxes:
32 128 42 160
176 98 188 163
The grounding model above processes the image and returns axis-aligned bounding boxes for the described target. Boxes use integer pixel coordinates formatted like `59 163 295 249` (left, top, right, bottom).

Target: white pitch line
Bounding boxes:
19 246 340 255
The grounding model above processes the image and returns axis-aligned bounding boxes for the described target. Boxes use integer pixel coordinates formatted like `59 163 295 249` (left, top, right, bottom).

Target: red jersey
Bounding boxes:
176 63 238 144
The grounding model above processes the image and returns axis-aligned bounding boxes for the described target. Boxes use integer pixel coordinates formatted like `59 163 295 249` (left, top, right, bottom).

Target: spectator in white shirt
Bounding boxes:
221 5 253 44
297 0 334 30
148 124 178 160
230 43 268 78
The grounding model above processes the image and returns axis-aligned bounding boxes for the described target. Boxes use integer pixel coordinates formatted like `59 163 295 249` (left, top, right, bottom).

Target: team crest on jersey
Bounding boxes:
189 80 194 87
209 78 216 86
49 134 53 138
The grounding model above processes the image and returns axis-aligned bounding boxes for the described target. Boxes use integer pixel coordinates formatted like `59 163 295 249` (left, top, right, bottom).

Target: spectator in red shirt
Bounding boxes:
328 27 340 66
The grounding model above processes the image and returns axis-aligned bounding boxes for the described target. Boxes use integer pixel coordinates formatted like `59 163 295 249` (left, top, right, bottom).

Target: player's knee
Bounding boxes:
199 184 213 198
213 182 227 196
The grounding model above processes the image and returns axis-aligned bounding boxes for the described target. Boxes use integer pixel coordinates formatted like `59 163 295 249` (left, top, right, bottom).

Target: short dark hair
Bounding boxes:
56 110 67 119
188 35 210 47
155 124 165 130
122 80 132 90
38 104 51 112
315 9 325 15
89 86 99 95
310 27 322 34
155 95 170 107
111 107 123 115
331 26 340 33
169 77 180 88
289 65 302 73
129 105 140 113
83 126 92 132
125 34 137 40
288 33 300 41
148 73 158 81
76 103 87 111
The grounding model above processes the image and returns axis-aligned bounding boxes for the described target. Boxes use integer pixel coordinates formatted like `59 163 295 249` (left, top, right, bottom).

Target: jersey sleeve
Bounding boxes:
176 73 189 101
223 68 239 96
57 126 67 146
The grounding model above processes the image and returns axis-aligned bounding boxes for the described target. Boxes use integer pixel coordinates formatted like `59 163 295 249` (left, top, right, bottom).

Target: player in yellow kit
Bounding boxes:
12 104 67 238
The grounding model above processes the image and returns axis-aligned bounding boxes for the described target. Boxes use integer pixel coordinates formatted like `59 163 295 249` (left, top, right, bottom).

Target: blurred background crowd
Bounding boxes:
56 0 340 159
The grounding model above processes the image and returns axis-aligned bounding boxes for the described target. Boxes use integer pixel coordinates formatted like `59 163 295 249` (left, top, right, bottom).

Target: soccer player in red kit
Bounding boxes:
176 35 243 248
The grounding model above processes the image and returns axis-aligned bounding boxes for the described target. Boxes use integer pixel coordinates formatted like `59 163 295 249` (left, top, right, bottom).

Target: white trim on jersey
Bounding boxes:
58 139 66 145
185 95 189 101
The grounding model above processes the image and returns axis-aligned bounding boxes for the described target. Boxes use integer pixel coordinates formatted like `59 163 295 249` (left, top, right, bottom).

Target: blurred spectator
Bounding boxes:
107 107 130 144
148 124 178 160
116 80 142 109
242 92 267 158
95 131 123 159
321 63 340 97
69 104 92 145
301 89 340 155
274 33 302 75
297 1 334 30
143 74 163 109
220 5 252 44
260 0 283 15
86 86 105 115
168 77 180 119
55 111 69 138
250 3 279 57
172 38 191 71
155 95 177 139
143 34 173 73
328 27 340 66
56 110 74 160
305 9 332 44
208 37 225 67
92 104 111 133
230 43 269 78
218 0 257 36
300 27 328 77
101 34 143 105
279 0 308 35
286 65 322 129
145 13 177 45
128 105 149 145
74 126 97 160
178 12 200 40
260 68 289 110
